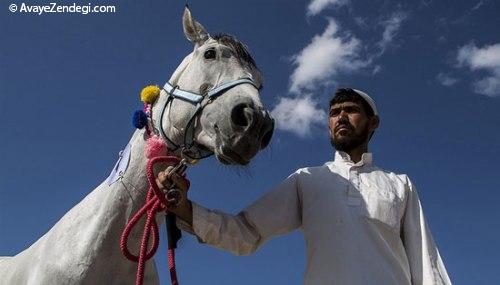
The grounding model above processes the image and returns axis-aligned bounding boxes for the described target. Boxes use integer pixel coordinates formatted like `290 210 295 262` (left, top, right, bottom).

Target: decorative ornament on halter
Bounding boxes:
132 84 173 159
132 85 160 137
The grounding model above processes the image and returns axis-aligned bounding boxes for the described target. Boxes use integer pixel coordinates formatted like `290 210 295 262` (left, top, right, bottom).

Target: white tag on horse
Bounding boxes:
106 143 131 186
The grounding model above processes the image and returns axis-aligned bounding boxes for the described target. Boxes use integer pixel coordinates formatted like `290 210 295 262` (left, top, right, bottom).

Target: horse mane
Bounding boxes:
212 33 258 70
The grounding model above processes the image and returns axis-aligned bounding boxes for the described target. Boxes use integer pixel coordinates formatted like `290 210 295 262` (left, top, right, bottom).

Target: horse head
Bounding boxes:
151 7 274 165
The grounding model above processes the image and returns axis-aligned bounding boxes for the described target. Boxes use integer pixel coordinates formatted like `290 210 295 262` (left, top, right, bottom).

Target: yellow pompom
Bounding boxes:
140 85 160 104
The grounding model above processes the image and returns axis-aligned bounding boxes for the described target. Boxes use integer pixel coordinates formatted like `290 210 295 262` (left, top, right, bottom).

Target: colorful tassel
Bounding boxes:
133 110 148 129
143 104 151 115
140 85 160 104
145 135 168 158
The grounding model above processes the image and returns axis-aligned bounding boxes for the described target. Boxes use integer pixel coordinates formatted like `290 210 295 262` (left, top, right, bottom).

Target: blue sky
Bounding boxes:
1 0 499 284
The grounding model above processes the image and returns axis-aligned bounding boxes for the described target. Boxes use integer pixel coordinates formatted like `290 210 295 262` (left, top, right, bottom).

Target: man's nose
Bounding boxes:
337 110 349 122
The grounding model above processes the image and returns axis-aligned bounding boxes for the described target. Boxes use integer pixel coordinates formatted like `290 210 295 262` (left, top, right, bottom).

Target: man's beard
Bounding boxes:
330 123 370 152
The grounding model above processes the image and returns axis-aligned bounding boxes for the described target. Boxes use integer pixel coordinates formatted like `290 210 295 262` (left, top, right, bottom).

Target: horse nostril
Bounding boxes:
231 103 252 127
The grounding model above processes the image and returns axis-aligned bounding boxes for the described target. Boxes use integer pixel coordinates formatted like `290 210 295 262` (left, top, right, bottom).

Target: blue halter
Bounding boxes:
158 77 258 160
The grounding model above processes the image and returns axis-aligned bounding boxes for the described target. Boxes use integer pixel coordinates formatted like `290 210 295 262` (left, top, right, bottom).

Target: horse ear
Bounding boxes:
182 6 210 45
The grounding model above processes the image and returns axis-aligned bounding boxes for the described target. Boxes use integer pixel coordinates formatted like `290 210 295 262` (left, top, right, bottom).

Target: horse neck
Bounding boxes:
62 128 155 258
119 129 150 201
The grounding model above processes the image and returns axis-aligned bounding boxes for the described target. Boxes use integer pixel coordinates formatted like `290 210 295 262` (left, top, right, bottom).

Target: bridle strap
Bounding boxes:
162 83 203 104
206 78 257 98
158 86 181 151
162 77 257 103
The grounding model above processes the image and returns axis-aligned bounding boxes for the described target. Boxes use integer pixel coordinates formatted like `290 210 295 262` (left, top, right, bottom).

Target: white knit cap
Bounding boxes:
353 89 378 115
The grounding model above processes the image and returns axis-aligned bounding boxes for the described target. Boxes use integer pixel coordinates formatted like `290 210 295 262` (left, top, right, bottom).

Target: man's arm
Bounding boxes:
160 169 302 256
401 177 452 285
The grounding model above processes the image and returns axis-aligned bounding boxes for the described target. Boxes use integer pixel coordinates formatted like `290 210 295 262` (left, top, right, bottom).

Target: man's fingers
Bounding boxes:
166 189 184 208
157 171 167 182
155 166 188 191
170 174 188 191
156 166 175 189
164 166 175 176
156 177 169 190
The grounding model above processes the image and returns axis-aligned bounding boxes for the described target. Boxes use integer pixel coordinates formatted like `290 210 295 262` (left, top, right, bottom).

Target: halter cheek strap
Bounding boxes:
154 78 258 160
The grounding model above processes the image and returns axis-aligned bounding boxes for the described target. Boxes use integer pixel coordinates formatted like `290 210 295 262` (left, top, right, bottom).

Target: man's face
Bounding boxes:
328 101 379 152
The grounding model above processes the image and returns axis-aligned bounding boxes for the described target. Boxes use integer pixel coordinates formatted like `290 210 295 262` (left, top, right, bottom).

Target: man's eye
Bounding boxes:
348 107 361 113
329 109 340 116
204 49 216 60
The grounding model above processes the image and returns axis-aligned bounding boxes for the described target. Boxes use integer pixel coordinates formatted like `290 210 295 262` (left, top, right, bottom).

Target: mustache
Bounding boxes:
334 123 354 132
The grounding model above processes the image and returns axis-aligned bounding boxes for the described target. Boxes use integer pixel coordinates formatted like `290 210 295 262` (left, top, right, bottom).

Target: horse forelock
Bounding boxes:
211 33 258 71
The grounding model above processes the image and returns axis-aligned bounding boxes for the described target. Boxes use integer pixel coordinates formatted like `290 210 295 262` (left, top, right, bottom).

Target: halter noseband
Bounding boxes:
155 77 258 160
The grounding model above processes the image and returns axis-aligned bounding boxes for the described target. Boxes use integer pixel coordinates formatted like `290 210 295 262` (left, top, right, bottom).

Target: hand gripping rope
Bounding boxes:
120 156 189 285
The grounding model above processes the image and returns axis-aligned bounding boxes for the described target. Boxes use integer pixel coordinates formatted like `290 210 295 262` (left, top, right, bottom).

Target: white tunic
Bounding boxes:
180 152 451 284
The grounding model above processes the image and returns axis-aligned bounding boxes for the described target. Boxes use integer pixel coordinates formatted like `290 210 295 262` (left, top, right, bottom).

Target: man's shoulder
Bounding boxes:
285 163 339 184
367 166 414 201
368 165 411 189
370 165 411 185
293 163 330 176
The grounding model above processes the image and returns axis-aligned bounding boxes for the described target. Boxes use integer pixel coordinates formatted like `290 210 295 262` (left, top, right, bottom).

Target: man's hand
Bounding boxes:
156 166 193 225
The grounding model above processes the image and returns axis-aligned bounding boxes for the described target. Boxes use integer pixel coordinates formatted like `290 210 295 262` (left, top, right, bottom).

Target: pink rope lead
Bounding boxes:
168 249 178 285
120 156 189 285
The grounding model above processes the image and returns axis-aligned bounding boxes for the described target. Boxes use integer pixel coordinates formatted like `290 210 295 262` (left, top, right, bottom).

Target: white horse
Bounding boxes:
0 7 273 285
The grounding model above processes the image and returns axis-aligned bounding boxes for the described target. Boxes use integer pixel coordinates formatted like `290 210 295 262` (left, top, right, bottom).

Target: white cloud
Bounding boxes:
457 42 500 96
457 43 500 70
436 73 459 86
271 95 327 137
377 12 408 53
473 74 500 96
289 18 366 93
307 0 348 16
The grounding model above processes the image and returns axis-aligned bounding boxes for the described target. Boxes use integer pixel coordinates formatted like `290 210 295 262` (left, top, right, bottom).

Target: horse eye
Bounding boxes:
204 49 216 60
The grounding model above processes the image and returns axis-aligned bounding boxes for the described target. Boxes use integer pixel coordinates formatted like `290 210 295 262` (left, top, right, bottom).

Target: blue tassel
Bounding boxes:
132 110 148 129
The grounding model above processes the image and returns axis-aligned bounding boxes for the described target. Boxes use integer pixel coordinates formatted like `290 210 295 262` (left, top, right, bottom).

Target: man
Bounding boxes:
159 88 451 284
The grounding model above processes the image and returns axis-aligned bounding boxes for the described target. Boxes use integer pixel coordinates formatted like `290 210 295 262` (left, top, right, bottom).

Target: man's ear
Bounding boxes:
369 115 380 133
182 6 210 46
